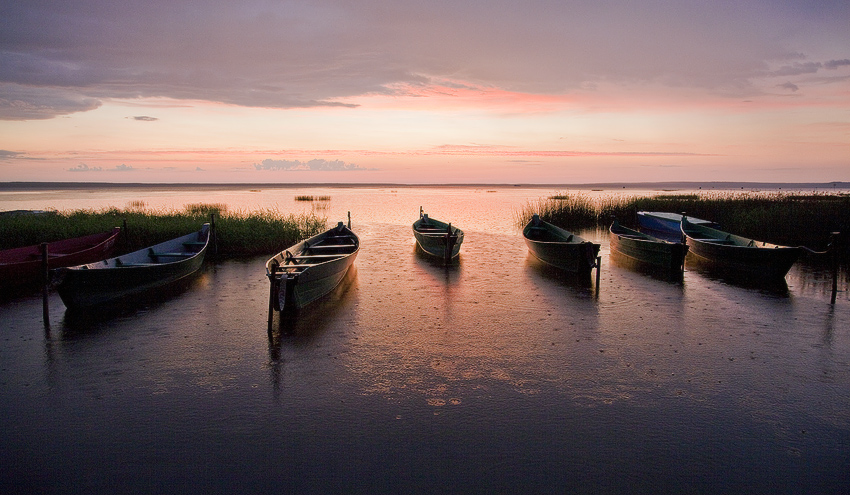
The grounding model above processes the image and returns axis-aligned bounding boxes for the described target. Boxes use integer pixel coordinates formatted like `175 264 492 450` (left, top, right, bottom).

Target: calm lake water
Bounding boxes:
1 186 848 494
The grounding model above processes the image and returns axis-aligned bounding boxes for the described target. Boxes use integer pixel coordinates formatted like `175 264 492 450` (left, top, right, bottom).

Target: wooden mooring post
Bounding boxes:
595 255 602 293
40 242 50 331
267 275 276 337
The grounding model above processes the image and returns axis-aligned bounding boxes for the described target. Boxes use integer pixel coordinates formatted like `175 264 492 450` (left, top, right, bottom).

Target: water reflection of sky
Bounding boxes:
1 186 848 493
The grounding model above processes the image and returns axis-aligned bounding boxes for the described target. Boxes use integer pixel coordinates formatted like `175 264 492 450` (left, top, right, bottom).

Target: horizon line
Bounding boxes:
2 180 850 191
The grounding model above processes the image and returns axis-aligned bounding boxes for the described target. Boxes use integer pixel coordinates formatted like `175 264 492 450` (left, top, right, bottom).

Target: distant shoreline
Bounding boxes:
1 181 848 191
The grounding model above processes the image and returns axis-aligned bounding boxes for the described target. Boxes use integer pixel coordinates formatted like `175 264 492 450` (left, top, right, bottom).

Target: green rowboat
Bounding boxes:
681 216 800 278
609 220 688 271
523 215 600 273
266 221 359 314
413 208 464 262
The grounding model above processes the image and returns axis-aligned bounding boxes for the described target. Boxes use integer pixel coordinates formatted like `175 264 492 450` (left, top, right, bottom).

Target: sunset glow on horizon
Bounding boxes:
1 1 848 184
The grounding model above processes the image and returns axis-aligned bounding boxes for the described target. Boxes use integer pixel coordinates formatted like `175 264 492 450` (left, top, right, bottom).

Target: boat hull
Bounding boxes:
609 221 687 271
285 258 355 310
523 215 600 273
412 214 464 260
0 228 121 294
56 225 209 309
266 223 359 313
681 217 799 278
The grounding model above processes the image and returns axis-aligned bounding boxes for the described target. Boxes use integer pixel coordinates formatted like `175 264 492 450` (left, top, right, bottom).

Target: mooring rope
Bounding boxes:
799 245 831 255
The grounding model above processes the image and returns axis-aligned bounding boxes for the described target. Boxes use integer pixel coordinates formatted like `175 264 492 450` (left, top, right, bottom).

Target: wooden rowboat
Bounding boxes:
56 224 210 309
266 221 359 315
681 216 800 278
637 211 717 242
0 227 121 295
413 208 464 262
523 214 600 273
609 220 688 271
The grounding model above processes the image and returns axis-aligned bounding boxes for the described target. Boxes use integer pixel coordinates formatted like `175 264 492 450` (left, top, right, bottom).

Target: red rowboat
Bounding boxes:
0 227 121 294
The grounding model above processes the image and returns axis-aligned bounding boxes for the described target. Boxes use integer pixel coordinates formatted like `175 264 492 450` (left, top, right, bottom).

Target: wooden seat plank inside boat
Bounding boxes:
307 244 356 250
287 256 345 263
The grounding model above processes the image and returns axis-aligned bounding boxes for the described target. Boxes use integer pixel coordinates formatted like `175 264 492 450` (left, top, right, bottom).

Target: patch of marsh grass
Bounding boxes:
0 206 327 258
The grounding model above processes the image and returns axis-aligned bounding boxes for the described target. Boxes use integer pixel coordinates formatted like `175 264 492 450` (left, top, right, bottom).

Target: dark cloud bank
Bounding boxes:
1 1 848 120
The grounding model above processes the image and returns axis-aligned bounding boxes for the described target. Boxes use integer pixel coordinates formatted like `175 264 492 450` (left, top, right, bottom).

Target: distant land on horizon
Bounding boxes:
1 181 849 191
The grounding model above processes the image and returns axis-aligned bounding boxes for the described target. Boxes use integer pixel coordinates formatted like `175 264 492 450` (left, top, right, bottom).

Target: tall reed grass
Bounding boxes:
295 195 331 202
0 206 327 258
517 191 850 253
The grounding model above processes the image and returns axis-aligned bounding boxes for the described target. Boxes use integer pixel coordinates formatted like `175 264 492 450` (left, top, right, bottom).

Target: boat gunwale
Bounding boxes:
681 217 797 251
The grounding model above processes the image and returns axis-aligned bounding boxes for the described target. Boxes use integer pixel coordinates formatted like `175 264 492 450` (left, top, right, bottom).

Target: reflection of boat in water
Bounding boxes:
524 251 595 292
56 224 209 309
685 254 790 295
681 216 800 279
414 242 462 277
0 227 121 296
523 215 599 274
609 249 685 284
270 264 359 342
609 220 688 272
413 208 463 262
268 266 358 391
60 273 208 334
637 211 717 241
265 221 359 315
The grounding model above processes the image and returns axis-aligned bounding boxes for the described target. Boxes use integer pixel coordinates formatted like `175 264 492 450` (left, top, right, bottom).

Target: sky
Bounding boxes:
1 0 848 184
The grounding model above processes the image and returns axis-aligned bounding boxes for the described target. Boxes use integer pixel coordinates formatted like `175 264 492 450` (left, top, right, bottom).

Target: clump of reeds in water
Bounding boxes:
518 190 850 254
516 193 599 229
295 195 331 202
185 203 227 215
0 206 327 258
126 200 147 210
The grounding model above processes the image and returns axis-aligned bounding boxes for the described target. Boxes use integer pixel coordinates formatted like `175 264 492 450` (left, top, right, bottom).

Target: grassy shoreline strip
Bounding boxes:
0 206 327 258
517 191 850 253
